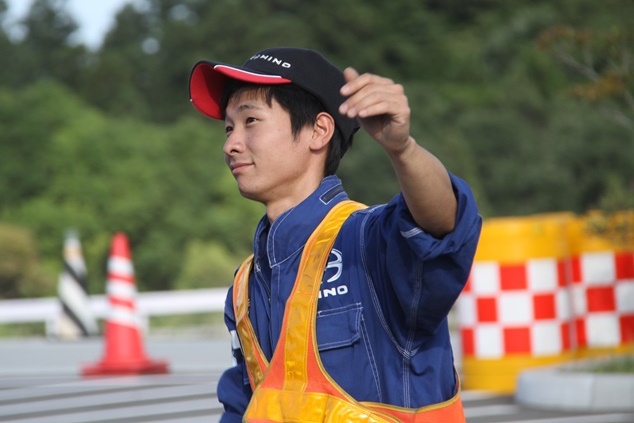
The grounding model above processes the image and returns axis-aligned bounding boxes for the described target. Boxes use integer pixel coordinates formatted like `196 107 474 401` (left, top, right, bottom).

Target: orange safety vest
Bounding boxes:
233 200 466 422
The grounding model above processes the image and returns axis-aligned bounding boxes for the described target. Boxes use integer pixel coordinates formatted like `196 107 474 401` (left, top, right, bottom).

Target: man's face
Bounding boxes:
223 89 315 208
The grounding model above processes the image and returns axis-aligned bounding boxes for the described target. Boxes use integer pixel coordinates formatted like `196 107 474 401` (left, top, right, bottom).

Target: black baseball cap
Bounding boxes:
189 47 360 146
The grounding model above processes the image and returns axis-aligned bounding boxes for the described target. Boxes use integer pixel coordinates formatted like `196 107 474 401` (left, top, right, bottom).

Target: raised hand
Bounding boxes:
339 67 412 155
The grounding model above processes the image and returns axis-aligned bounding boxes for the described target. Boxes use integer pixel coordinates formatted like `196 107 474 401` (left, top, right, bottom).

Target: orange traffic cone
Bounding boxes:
82 232 169 376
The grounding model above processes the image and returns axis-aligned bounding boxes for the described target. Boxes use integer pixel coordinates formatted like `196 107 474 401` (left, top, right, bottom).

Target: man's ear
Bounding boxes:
309 112 336 152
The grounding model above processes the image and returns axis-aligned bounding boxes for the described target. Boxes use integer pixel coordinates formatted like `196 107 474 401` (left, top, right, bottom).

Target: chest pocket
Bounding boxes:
315 302 380 401
316 303 362 351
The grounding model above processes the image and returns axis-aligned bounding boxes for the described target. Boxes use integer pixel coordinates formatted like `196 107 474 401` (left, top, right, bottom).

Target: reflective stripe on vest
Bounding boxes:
233 200 465 422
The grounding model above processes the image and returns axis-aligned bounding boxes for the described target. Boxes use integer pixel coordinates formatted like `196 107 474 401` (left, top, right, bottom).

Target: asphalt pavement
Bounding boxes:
0 335 632 423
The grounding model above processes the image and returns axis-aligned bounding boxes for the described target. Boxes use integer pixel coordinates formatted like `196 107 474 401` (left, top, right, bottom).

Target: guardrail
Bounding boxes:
0 288 228 336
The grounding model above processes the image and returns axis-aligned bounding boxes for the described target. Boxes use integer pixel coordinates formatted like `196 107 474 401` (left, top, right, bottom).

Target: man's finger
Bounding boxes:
342 67 359 85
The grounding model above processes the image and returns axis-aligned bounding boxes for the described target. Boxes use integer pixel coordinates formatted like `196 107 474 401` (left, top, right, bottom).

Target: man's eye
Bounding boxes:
225 125 233 134
246 117 257 124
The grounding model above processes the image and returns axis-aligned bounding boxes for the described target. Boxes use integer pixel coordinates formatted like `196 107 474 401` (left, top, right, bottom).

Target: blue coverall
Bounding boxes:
217 174 482 422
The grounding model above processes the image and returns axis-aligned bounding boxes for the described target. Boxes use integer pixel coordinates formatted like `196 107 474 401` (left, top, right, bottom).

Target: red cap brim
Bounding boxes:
189 62 291 120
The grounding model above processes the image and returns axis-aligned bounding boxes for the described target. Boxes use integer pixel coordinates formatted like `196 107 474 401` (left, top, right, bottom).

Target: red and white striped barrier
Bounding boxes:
570 251 634 349
459 257 573 359
457 211 634 394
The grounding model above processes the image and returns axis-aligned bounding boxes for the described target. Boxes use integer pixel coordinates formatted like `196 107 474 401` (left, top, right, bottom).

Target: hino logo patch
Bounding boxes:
248 54 292 69
319 249 349 299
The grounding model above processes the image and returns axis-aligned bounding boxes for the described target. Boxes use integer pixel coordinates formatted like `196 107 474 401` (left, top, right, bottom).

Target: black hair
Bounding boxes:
221 81 348 176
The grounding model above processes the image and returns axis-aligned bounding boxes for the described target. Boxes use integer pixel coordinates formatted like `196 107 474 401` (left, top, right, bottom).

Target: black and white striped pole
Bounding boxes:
53 229 99 339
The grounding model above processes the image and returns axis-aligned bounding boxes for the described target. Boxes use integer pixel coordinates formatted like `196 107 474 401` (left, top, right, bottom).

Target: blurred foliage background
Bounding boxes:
0 0 632 298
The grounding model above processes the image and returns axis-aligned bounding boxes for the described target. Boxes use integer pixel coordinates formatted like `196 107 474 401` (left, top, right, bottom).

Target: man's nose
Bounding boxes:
223 130 244 156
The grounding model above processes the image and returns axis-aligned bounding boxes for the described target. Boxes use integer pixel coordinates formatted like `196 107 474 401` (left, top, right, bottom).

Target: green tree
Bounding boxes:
1 0 633 298
537 22 634 130
174 240 241 289
2 80 261 293
0 223 53 298
0 81 69 205
79 4 153 119
11 0 88 90
534 0 634 213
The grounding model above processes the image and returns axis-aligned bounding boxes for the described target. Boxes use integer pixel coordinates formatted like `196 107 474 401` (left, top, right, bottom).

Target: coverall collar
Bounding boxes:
253 175 348 268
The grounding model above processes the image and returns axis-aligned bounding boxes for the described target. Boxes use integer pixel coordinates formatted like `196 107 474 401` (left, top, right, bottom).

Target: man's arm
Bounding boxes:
339 68 457 238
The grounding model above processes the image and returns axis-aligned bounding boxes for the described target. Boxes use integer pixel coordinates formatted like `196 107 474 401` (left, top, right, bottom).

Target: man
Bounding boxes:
189 47 481 422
